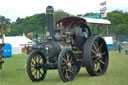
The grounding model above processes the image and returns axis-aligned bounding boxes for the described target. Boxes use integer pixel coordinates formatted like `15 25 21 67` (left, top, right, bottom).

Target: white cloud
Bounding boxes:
0 0 128 21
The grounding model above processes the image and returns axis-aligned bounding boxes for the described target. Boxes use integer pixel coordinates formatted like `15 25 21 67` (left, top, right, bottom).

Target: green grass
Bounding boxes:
0 50 128 85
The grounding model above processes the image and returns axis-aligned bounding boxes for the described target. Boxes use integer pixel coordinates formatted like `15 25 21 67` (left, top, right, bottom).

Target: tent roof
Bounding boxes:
0 34 34 47
81 17 111 25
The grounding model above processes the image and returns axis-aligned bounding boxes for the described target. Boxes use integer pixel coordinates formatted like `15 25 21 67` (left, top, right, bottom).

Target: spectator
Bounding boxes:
124 43 128 55
118 44 121 53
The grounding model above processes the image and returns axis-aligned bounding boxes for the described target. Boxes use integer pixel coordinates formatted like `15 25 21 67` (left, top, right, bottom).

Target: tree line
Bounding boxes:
0 10 128 41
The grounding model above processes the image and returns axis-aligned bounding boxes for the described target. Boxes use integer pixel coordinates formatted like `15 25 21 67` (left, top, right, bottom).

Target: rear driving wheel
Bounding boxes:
27 50 47 81
83 35 109 76
58 48 78 82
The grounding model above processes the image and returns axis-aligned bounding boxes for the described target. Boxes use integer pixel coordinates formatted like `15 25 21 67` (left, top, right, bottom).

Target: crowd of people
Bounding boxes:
117 42 128 55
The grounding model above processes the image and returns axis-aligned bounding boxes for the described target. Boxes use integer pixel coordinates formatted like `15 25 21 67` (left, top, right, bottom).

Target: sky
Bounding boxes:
0 0 128 21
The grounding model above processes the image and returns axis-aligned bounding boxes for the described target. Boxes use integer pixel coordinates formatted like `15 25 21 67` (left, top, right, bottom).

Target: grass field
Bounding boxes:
0 50 128 85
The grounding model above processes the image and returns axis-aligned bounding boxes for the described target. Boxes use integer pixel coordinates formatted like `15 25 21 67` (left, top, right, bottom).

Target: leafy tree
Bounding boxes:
7 13 47 36
54 10 70 23
107 10 128 41
83 13 97 16
0 15 11 24
77 14 83 16
2 9 128 42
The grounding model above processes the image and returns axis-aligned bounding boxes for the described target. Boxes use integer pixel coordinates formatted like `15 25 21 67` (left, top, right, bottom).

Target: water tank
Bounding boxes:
1 43 12 58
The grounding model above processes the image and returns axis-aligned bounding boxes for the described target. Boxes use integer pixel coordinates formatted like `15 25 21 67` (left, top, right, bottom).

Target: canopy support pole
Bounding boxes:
107 27 109 36
1 27 4 44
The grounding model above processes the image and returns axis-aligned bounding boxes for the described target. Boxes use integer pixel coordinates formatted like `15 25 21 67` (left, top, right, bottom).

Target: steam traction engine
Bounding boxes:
27 6 109 82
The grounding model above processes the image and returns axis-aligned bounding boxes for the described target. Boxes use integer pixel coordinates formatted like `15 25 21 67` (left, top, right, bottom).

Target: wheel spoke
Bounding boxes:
38 56 42 63
33 69 37 79
69 55 73 62
94 63 97 71
64 54 67 61
36 55 39 63
92 59 96 65
98 44 103 52
63 58 68 64
94 40 99 48
65 70 69 78
36 70 38 79
94 63 100 71
62 68 66 73
91 56 96 59
95 64 98 71
96 63 100 71
91 49 96 54
101 52 106 56
68 68 73 73
99 66 102 72
38 70 40 79
68 70 72 77
98 59 105 65
38 69 43 79
92 43 98 52
40 58 43 64
33 56 37 64
31 68 35 72
62 66 67 70
37 55 40 64
66 53 70 62
71 61 74 64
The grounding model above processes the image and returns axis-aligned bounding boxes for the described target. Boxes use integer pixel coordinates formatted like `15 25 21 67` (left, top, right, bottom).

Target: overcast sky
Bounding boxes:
0 0 128 21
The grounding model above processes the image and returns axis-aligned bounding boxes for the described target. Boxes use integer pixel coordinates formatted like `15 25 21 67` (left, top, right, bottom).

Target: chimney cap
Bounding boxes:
46 6 54 14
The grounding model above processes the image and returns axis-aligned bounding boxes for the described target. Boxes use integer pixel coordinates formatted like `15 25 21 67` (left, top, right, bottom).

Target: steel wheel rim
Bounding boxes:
61 51 75 80
31 54 45 80
91 38 108 73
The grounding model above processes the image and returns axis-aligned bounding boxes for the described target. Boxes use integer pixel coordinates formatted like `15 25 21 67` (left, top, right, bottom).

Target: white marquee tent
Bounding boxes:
0 34 34 54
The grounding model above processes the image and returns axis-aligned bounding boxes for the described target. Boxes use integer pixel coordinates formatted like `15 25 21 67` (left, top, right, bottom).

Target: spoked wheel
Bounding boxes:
0 57 4 69
83 35 109 76
58 48 78 82
27 50 47 82
22 48 27 55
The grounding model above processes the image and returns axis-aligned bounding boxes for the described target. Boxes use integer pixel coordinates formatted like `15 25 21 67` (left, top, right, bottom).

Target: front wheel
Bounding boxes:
58 48 78 82
27 50 47 82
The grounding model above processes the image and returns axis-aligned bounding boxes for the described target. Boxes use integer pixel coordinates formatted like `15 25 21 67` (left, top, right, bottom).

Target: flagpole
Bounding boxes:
32 32 33 41
107 27 109 36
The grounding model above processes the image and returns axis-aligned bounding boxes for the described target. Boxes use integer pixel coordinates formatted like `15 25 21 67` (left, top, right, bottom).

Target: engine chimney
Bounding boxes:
46 6 54 37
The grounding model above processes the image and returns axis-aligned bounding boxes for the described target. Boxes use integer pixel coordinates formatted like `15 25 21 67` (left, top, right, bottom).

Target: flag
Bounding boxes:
27 32 32 36
101 13 107 18
100 1 106 6
100 7 107 12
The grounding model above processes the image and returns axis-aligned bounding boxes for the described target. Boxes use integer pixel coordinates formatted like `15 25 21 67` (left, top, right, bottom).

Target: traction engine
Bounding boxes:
27 6 109 82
